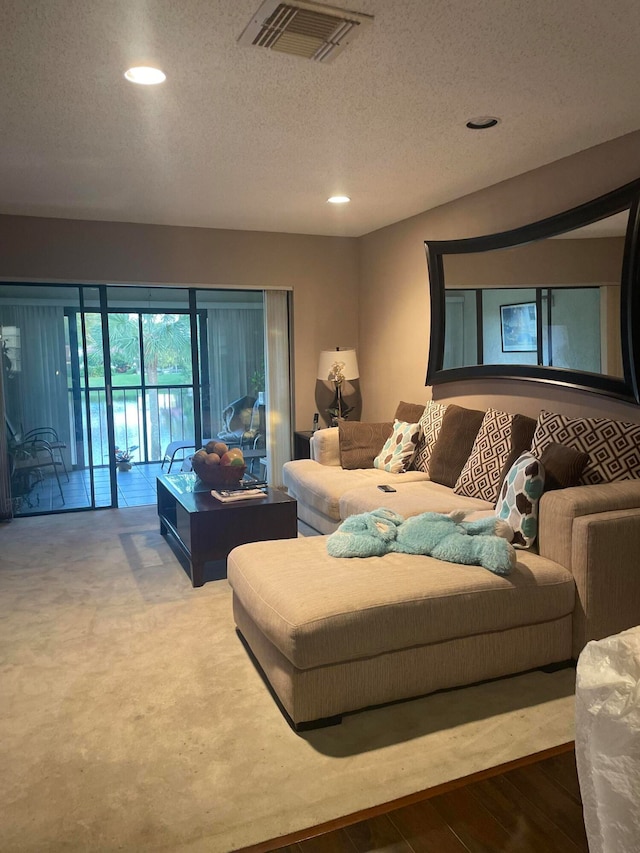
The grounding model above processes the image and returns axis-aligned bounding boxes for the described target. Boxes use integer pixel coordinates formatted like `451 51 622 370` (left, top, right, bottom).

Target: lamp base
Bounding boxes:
314 379 362 427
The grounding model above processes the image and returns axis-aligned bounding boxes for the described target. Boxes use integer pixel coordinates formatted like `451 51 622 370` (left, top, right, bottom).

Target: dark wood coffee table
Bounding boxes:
157 473 298 587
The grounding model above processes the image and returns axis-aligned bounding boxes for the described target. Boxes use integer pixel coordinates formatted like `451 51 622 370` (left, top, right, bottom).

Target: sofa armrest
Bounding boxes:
570 507 640 658
538 480 640 568
310 427 341 466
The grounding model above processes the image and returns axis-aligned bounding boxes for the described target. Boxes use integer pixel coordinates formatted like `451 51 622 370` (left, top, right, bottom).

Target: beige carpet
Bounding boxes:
0 506 576 853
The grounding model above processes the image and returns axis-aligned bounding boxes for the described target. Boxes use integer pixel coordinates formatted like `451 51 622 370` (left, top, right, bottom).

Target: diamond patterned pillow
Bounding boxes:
412 401 448 473
530 410 640 485
454 408 514 504
495 453 545 549
373 419 421 473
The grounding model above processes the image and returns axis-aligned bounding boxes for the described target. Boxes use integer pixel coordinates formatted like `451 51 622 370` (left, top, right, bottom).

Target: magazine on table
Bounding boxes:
211 487 268 503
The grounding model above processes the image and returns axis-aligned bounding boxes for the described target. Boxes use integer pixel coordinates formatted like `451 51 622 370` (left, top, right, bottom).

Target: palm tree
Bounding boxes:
140 314 191 384
105 313 192 460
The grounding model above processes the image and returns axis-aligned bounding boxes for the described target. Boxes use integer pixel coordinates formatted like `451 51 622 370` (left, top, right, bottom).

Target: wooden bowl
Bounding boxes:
191 453 246 486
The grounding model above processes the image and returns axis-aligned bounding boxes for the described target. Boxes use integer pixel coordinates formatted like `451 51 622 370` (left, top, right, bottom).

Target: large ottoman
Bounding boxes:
227 536 575 730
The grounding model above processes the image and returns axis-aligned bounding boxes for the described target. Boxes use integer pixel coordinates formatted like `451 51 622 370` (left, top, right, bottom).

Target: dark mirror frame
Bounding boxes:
425 178 640 404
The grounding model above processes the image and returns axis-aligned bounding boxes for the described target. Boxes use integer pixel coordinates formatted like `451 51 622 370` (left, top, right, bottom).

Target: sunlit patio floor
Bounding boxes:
13 462 168 515
13 454 267 516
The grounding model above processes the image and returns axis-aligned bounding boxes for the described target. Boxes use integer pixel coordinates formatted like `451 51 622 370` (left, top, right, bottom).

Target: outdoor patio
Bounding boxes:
13 452 267 515
14 462 167 514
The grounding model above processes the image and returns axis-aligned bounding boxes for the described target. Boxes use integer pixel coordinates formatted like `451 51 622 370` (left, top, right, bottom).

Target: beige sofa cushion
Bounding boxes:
339 479 493 521
282 459 429 522
227 536 575 671
309 427 341 466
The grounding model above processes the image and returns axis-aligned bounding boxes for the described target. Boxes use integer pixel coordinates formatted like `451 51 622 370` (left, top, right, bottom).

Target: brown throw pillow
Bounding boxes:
496 413 538 489
394 401 426 424
339 421 393 469
428 405 486 488
539 442 590 490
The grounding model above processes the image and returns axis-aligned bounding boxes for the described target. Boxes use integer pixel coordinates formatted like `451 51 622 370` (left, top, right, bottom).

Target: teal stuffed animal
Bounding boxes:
327 507 405 557
394 511 515 575
327 509 515 575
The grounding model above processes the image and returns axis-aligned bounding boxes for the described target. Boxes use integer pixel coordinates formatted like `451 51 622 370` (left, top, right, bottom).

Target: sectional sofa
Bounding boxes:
228 401 640 729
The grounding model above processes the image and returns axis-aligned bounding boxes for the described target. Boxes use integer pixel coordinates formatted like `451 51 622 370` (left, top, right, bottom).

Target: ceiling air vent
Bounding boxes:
238 0 373 62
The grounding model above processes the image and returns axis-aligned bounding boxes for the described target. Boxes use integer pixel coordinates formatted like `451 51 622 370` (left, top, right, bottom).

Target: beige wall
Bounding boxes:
358 129 640 424
0 216 359 431
2 129 640 433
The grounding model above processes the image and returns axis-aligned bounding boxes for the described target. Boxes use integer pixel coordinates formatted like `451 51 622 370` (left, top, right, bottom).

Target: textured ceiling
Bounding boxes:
1 0 640 237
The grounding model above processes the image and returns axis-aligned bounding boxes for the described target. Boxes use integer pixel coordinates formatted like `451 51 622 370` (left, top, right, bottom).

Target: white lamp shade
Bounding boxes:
317 348 359 381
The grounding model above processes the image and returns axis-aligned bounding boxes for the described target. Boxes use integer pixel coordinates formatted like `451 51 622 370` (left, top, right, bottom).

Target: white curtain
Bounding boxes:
206 306 264 435
0 345 11 519
0 305 70 455
264 291 292 488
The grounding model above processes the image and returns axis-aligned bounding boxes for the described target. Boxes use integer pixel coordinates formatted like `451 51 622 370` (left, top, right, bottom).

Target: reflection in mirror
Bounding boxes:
442 211 626 378
426 179 640 403
445 284 623 378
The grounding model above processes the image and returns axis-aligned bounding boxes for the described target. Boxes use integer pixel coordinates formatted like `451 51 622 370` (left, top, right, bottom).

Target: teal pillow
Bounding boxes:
495 453 545 549
373 420 421 474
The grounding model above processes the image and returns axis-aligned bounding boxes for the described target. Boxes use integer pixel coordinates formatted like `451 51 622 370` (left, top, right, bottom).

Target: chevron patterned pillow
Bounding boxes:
454 408 515 504
530 410 640 485
412 401 448 473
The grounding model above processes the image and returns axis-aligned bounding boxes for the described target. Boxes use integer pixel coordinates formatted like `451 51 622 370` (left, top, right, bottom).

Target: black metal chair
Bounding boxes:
9 436 65 504
20 427 69 481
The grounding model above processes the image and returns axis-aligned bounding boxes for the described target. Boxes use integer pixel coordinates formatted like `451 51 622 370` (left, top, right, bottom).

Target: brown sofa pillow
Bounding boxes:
394 401 426 424
539 442 589 490
339 421 393 469
428 405 486 488
497 413 538 489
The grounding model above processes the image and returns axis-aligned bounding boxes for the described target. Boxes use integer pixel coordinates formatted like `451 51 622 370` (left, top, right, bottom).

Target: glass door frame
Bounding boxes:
3 281 278 515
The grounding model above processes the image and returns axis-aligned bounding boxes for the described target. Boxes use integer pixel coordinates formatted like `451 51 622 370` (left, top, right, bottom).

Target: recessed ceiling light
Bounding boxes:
124 66 166 85
466 116 500 130
327 195 351 204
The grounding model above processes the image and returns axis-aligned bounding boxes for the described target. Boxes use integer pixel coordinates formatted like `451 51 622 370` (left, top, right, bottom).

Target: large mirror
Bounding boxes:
425 179 640 403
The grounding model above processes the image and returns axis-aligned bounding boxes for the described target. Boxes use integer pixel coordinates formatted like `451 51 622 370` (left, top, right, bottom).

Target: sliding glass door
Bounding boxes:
0 282 290 517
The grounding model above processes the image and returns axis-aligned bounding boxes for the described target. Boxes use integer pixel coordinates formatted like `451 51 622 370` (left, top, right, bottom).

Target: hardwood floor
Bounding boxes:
240 744 588 853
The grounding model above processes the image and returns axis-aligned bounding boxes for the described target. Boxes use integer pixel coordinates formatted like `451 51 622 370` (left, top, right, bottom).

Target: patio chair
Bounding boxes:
21 427 69 481
162 440 198 473
10 436 65 504
162 396 262 474
216 395 257 449
4 420 69 482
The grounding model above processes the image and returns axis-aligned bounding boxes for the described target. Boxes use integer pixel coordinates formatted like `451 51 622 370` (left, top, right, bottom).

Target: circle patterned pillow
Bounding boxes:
495 452 545 548
373 419 421 474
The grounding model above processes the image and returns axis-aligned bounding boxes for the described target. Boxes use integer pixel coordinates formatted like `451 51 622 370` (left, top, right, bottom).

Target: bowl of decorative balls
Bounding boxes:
190 441 247 486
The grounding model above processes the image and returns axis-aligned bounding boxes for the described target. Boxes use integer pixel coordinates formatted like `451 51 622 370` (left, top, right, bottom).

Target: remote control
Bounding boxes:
377 484 397 493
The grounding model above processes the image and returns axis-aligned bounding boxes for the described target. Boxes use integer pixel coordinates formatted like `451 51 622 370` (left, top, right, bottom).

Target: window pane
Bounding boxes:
142 313 192 386
547 287 601 374
108 313 141 387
